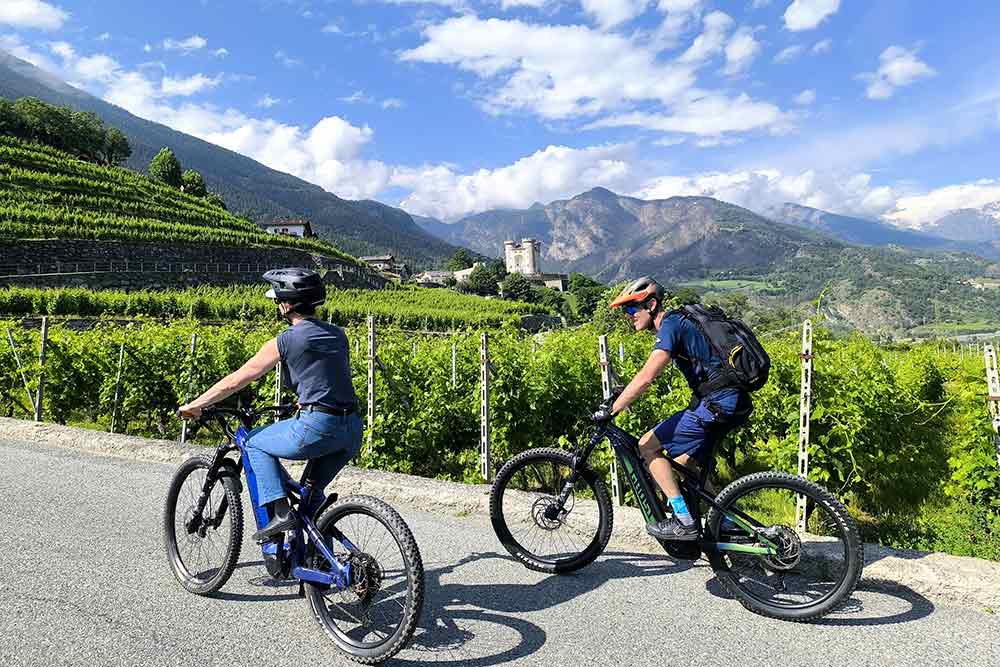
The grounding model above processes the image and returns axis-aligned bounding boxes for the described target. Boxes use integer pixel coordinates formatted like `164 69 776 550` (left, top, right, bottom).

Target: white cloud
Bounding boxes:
143 43 152 53
402 16 695 119
648 0 703 50
382 97 405 109
321 21 342 34
274 50 302 67
811 38 832 54
886 180 1000 227
341 90 375 104
96 32 111 41
588 91 789 136
750 0 771 8
161 73 221 97
162 35 208 53
581 0 650 29
858 45 935 100
212 47 228 57
256 95 281 108
0 0 68 30
678 11 733 66
783 0 839 32
394 143 638 219
722 26 760 76
773 44 803 64
0 33 60 71
794 88 815 105
636 168 896 220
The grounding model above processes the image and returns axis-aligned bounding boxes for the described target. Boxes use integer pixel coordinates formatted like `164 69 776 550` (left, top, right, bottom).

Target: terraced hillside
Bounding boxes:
0 136 357 263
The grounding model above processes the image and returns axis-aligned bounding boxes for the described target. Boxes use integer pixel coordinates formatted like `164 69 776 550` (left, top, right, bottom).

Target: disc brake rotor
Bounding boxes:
531 495 571 530
761 525 801 571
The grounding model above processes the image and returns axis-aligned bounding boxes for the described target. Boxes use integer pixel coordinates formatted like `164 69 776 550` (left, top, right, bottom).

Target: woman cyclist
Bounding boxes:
177 267 361 543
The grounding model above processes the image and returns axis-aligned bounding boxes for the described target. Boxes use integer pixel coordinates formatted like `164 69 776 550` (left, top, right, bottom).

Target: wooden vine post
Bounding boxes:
984 344 1000 467
34 316 49 422
367 316 376 450
599 335 622 505
480 332 491 482
179 333 198 443
796 319 814 534
110 342 126 433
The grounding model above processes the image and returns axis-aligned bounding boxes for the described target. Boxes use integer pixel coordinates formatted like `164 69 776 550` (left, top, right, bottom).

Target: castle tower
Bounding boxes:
504 238 542 275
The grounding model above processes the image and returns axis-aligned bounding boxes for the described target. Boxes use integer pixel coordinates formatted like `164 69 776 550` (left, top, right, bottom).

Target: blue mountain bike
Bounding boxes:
163 404 424 664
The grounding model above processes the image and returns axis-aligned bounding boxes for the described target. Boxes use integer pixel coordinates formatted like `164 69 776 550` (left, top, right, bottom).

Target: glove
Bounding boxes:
591 406 615 423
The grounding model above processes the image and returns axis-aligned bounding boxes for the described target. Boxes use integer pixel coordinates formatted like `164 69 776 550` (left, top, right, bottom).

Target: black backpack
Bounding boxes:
671 304 770 396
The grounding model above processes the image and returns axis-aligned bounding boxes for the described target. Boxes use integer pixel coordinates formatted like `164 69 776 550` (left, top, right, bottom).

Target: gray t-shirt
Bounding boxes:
277 319 357 409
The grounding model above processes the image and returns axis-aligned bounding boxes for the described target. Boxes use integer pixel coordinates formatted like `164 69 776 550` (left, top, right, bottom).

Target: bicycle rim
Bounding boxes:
169 466 237 584
714 482 853 612
496 453 606 567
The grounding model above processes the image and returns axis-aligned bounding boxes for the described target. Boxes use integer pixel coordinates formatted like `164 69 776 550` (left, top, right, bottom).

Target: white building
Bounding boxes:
504 239 541 275
260 219 314 238
453 262 482 283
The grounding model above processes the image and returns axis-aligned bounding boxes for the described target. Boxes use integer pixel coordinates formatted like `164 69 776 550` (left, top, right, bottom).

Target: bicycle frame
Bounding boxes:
573 421 779 556
190 408 362 589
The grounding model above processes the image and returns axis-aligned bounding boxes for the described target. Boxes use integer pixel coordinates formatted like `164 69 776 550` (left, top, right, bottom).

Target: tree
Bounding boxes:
69 110 105 161
13 97 68 148
102 128 131 166
205 192 228 210
148 147 183 187
181 169 208 197
467 261 506 296
500 272 534 302
447 248 476 271
568 272 604 293
0 98 25 137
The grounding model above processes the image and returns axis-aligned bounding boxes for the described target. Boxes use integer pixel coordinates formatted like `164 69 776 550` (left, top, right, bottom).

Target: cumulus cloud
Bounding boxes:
274 50 302 68
783 0 839 32
256 94 281 108
0 0 68 30
858 45 935 100
162 35 208 53
794 88 815 105
722 26 761 76
394 143 638 219
678 11 733 66
581 0 650 29
635 168 896 220
212 47 229 58
773 44 803 64
885 180 1000 227
382 97 405 109
160 73 222 97
401 16 695 119
588 91 789 136
811 38 832 54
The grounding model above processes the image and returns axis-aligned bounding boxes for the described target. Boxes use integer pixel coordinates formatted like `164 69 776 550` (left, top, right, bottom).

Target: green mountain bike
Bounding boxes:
489 392 863 622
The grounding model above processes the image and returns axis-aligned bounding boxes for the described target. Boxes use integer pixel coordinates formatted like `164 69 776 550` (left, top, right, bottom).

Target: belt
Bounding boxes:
300 403 357 416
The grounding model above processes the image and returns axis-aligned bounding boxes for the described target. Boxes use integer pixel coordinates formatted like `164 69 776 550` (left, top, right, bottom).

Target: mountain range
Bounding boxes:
0 49 459 268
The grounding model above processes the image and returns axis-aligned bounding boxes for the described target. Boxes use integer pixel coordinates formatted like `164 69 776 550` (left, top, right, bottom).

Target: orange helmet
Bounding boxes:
609 276 665 312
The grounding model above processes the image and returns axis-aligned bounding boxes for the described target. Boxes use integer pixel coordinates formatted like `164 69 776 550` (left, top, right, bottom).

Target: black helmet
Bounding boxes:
263 267 326 308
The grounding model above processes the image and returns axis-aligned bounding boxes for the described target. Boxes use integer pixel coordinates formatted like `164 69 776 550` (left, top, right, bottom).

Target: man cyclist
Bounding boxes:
178 267 361 543
605 276 752 541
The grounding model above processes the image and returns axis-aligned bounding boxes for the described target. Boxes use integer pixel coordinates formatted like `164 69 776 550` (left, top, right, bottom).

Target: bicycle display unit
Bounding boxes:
490 389 864 622
162 404 424 664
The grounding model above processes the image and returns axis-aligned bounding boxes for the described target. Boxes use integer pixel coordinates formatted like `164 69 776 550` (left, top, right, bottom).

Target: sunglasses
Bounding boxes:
622 304 643 317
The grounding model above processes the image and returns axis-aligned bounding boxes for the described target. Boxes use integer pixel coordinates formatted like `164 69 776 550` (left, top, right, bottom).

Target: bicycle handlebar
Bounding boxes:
183 403 298 440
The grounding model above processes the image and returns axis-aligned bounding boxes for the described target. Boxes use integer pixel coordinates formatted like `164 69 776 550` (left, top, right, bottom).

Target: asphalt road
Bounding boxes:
2 439 999 667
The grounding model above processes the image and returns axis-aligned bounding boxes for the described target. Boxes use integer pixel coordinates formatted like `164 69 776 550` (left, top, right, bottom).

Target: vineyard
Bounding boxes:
0 137 356 262
0 285 551 330
1 316 997 559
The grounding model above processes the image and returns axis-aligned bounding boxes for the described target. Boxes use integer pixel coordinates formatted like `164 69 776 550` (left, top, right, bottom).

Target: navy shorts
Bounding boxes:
653 393 746 462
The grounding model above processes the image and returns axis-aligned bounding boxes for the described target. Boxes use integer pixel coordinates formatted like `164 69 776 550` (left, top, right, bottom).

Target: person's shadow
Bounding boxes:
386 549 695 666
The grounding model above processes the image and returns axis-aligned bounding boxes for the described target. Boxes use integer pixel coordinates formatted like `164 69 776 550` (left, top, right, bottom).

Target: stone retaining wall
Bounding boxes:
0 239 387 290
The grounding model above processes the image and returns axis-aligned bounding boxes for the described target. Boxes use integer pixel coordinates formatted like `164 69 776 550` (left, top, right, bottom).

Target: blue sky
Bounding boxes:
3 0 1000 225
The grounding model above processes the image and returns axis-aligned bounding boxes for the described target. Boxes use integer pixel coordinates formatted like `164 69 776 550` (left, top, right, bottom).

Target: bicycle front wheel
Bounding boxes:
163 455 244 595
306 495 424 665
705 471 863 621
490 448 613 574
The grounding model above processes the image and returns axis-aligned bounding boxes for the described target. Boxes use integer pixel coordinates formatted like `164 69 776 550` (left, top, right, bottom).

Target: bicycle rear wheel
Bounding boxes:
490 448 613 574
163 455 244 595
306 495 424 665
705 471 863 621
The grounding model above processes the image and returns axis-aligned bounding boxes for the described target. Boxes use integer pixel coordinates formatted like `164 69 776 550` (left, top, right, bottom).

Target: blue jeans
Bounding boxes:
243 411 363 506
